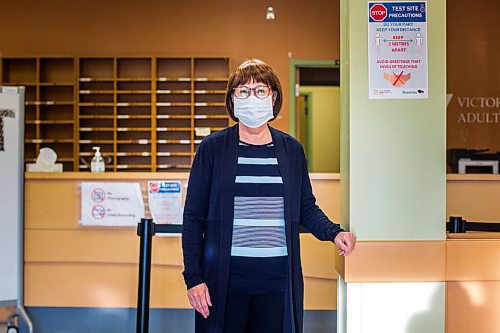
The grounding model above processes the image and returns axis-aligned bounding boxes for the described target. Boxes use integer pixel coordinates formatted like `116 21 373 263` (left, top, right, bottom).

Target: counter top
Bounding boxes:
25 172 499 181
24 172 341 181
446 174 500 181
447 232 500 239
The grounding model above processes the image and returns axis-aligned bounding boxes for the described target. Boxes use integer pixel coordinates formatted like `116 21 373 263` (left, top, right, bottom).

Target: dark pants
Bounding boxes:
223 291 285 333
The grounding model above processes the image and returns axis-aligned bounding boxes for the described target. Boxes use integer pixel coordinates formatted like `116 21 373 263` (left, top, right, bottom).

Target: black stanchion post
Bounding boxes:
136 218 155 333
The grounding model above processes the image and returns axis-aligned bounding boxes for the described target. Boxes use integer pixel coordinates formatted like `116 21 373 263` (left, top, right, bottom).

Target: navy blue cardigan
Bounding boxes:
182 124 343 333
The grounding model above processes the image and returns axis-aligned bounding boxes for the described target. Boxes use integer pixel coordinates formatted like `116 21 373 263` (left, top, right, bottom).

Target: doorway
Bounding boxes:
289 60 341 173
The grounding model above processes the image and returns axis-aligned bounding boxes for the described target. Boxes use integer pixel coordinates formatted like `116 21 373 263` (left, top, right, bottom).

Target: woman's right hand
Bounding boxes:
187 282 212 319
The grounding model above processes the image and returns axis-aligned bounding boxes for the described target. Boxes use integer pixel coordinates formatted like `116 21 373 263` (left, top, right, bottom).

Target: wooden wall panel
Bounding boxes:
24 263 189 308
0 0 342 133
447 240 500 281
447 0 500 152
447 281 500 333
304 278 337 310
446 175 500 222
25 230 184 267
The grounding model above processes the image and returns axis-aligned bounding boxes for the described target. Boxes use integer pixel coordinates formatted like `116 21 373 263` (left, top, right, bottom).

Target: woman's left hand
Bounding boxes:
333 232 356 256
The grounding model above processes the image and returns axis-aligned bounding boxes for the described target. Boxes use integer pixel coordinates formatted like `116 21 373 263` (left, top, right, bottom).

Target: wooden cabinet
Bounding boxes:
1 56 230 171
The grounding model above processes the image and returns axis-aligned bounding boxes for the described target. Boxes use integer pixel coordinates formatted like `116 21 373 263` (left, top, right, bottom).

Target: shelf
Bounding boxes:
156 90 191 94
79 77 114 82
194 77 229 82
116 102 151 107
117 139 151 144
156 115 191 119
78 102 115 107
117 127 151 132
79 127 114 132
79 140 114 144
79 152 114 157
116 115 151 119
3 55 230 172
194 89 226 94
156 127 191 132
78 114 151 119
79 115 114 120
156 164 191 169
157 77 192 82
1 82 37 86
24 139 74 144
194 102 225 107
157 139 193 144
116 77 151 82
26 101 74 106
156 152 192 157
39 82 74 86
116 164 153 169
156 102 191 107
117 90 152 94
24 156 74 162
116 152 151 157
193 115 227 119
25 120 74 125
79 90 114 94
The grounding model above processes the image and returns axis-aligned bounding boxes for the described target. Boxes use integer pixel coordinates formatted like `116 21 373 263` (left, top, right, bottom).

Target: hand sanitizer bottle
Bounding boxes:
91 147 105 173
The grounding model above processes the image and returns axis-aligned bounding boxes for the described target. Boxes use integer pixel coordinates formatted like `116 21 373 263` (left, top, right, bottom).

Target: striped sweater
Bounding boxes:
231 141 288 258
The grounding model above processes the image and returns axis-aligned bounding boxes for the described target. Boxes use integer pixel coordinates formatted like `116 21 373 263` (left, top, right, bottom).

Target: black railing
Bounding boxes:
447 216 500 233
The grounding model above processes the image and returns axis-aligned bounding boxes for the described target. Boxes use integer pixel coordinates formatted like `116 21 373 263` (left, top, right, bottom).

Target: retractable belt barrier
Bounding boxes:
447 216 500 233
135 216 500 333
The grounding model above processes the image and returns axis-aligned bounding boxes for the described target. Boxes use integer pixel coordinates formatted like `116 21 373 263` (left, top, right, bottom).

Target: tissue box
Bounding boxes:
26 163 63 172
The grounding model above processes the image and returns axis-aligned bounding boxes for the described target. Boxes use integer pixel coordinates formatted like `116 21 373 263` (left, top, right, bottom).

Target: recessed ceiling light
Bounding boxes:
266 6 275 20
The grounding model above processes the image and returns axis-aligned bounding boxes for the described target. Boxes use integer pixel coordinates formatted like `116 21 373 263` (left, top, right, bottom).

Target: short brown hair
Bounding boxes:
225 59 283 122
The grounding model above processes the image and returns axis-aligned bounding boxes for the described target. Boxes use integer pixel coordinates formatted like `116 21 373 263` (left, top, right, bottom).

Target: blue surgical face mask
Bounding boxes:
233 95 274 128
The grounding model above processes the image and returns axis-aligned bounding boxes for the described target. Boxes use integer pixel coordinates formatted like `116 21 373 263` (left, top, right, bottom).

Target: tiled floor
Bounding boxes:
14 308 337 332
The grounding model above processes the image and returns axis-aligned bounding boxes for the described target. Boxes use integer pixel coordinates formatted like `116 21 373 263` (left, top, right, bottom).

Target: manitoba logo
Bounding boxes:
0 109 15 152
384 71 411 87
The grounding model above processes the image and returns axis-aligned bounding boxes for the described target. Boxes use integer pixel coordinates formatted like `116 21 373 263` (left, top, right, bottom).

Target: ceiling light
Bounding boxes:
266 7 275 20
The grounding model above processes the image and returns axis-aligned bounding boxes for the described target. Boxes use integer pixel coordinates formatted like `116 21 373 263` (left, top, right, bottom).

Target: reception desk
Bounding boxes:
24 172 341 311
24 172 499 329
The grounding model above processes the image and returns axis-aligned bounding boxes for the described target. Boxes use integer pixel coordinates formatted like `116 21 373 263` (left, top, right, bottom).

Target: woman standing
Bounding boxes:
182 59 356 333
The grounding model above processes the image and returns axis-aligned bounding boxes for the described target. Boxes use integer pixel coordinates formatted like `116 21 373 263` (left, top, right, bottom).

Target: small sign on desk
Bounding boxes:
80 182 145 226
148 180 183 225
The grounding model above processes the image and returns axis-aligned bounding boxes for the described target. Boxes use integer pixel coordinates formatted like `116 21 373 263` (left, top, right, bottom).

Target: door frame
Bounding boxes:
296 92 313 165
288 59 340 137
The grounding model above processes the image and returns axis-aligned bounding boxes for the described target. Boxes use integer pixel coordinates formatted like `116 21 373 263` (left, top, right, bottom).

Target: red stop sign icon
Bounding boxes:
370 3 387 21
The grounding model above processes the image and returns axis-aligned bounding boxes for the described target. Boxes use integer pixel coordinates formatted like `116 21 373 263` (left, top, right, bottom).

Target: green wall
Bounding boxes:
340 0 447 241
299 86 340 173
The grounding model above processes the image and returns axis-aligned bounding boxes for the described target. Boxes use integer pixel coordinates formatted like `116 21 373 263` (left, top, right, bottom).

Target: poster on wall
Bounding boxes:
368 1 428 99
147 181 183 225
80 182 145 226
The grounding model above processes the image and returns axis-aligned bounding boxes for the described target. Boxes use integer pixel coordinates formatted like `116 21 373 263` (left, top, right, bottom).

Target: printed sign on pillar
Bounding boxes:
368 2 428 99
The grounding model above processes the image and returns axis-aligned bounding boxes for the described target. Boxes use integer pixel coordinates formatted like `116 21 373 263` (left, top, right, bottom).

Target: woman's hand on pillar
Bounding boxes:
333 232 356 256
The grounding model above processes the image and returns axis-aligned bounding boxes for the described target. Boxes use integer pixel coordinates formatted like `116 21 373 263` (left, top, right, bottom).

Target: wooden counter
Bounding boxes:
24 172 341 310
24 172 499 316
